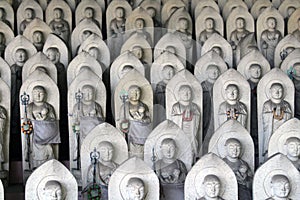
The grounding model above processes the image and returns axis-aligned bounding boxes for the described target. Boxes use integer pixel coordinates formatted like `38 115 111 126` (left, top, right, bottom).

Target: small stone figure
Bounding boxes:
125 177 146 200
0 8 11 28
222 138 252 200
174 17 193 49
154 138 187 200
0 32 6 57
146 7 160 28
292 18 300 41
262 83 292 159
72 85 104 161
32 31 44 51
118 85 151 158
49 8 70 43
230 17 250 50
260 17 283 67
171 85 200 156
87 141 118 199
291 63 300 119
20 8 35 35
265 174 292 200
284 137 300 171
197 175 224 200
42 180 63 200
27 86 60 169
110 7 126 38
218 84 247 128
154 65 175 108
199 18 220 46
130 18 152 46
82 7 100 27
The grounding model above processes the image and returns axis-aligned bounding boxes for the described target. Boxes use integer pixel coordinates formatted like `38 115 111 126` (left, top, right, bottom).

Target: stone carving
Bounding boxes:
267 118 300 170
78 34 111 70
274 34 300 68
201 33 233 68
161 0 187 27
0 1 14 30
227 7 254 53
288 62 300 119
19 71 60 182
106 0 132 61
257 68 294 164
125 7 154 46
194 0 220 19
67 52 103 86
75 0 102 28
272 0 283 8
166 70 202 157
42 34 69 69
234 33 258 64
25 159 78 200
114 70 153 158
0 57 11 88
46 0 72 43
71 19 102 57
22 18 52 52
17 0 43 35
68 68 106 181
109 157 159 200
253 154 300 200
222 0 248 21
280 48 300 74
184 153 238 200
154 32 187 66
196 7 223 46
250 0 273 20
208 120 254 200
80 123 128 199
0 180 3 200
0 21 13 57
257 7 285 67
213 69 250 132
288 8 300 40
278 0 300 19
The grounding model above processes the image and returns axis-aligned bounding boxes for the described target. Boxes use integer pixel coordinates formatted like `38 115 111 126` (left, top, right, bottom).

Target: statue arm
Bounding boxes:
95 103 104 119
238 103 248 127
47 104 56 120
218 102 228 126
283 101 292 120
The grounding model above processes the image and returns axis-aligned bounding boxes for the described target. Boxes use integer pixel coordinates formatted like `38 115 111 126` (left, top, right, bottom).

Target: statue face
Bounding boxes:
32 31 43 43
82 86 94 102
270 84 283 100
146 7 156 18
99 144 114 162
179 18 188 30
204 178 221 198
81 30 92 41
32 88 45 103
161 141 176 159
46 49 58 63
225 85 239 101
179 86 192 101
132 46 143 60
206 65 220 81
162 65 175 81
88 48 100 59
126 179 145 200
286 139 300 157
25 8 34 19
293 64 300 78
85 8 94 18
236 18 245 29
15 49 27 63
226 140 241 158
53 8 62 19
267 17 276 29
249 64 262 79
205 18 214 29
43 181 62 200
128 86 141 102
115 7 124 18
135 18 145 30
271 177 290 198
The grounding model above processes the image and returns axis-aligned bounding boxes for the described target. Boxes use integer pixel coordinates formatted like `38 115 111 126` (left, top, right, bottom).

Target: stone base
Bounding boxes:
0 170 8 187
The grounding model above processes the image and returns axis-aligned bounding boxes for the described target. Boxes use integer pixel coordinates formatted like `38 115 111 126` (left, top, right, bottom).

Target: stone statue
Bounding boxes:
197 175 224 200
291 63 300 119
0 8 11 28
110 7 125 38
26 86 60 169
125 177 146 200
292 18 300 41
49 8 70 43
171 85 200 155
284 137 300 171
154 138 187 200
199 18 220 46
19 8 35 35
86 141 118 199
230 17 250 50
260 17 283 67
81 7 100 27
129 18 152 46
218 84 247 128
72 84 104 161
42 180 63 200
262 83 292 160
118 85 151 158
173 17 193 50
154 65 175 108
32 30 44 51
266 174 291 200
223 138 252 200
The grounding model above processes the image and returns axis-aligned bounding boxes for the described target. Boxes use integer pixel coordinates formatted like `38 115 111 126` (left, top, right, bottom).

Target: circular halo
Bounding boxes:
37 175 67 200
194 167 225 198
119 173 149 200
263 169 296 197
264 79 287 100
221 80 240 100
216 131 245 159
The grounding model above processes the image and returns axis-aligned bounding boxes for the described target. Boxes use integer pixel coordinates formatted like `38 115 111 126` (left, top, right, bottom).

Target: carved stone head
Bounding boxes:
292 62 300 80
14 48 27 64
248 63 262 81
236 17 246 29
97 141 114 162
177 17 189 32
46 47 60 64
160 138 177 160
53 8 64 20
128 85 142 102
202 174 221 198
24 8 35 20
84 7 94 19
82 84 95 104
224 84 239 102
162 65 175 81
285 137 300 158
225 138 242 159
178 85 193 102
135 18 145 30
270 174 291 198
267 17 277 30
206 64 220 83
32 85 47 103
269 82 284 102
126 177 145 200
205 17 215 30
42 180 63 200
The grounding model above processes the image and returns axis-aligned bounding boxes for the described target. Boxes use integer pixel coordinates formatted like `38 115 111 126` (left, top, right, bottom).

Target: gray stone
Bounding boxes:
222 0 248 21
278 0 300 19
280 48 300 72
250 0 273 20
0 57 11 88
288 7 300 39
161 0 187 27
0 1 14 30
75 0 102 28
194 0 220 19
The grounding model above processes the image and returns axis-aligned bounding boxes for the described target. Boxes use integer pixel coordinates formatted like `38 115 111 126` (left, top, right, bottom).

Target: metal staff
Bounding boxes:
119 91 129 142
21 92 32 170
74 89 83 170
151 147 157 173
